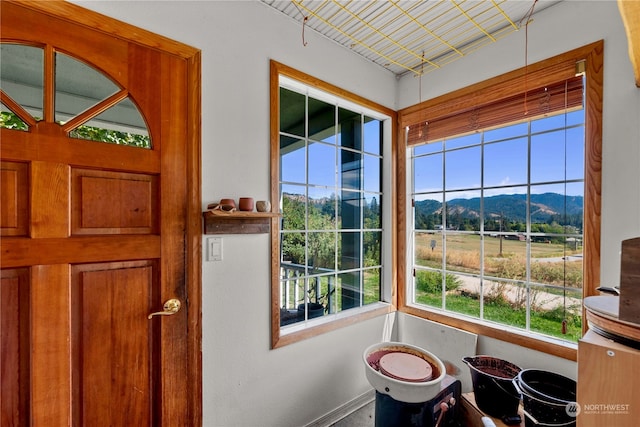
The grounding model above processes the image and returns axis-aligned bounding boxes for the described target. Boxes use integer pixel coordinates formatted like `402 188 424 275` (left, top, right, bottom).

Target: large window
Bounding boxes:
410 105 585 342
271 61 396 348
398 42 603 359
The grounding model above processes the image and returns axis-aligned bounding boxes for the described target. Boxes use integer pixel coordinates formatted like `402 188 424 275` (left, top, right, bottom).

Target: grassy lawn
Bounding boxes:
364 269 381 305
417 292 582 342
415 233 583 287
411 232 584 342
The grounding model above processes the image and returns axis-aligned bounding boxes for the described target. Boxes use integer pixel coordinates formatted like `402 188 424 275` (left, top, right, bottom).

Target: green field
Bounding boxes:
415 233 583 287
413 233 583 342
416 232 580 259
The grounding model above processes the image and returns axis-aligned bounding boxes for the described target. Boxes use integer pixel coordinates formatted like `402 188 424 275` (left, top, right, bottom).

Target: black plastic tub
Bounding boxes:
514 369 577 427
516 369 577 404
463 356 522 419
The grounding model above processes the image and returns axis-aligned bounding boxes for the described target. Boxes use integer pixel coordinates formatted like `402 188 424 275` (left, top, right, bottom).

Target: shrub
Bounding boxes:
416 270 461 294
486 257 527 281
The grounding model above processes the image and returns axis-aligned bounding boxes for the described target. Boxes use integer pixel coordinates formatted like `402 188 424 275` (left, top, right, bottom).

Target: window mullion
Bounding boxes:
526 121 532 332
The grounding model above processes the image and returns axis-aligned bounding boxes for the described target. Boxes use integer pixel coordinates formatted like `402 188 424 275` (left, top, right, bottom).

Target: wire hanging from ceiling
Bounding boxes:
419 50 425 103
292 0 309 46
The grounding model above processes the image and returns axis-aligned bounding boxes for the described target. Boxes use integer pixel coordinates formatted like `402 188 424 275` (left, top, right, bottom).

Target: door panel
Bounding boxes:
72 262 158 425
1 1 201 425
0 161 29 237
0 268 30 427
71 168 159 235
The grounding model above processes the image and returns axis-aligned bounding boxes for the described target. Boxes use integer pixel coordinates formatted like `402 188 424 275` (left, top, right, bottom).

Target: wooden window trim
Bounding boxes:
397 41 603 361
270 60 397 349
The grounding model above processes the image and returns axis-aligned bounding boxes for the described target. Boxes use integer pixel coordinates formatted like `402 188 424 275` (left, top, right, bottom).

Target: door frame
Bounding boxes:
7 0 203 423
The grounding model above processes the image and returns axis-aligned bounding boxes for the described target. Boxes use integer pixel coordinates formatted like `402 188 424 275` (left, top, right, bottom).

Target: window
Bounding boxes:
0 43 151 147
398 42 603 359
411 104 585 341
271 61 396 348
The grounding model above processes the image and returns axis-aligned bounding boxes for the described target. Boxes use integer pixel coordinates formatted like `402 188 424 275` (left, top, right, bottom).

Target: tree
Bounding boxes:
0 111 28 130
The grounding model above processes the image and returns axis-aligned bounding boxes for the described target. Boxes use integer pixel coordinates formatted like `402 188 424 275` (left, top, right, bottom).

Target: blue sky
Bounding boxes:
413 109 585 199
280 101 585 205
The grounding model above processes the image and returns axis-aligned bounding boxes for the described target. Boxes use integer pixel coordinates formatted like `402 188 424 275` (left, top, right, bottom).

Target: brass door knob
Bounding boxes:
148 298 181 319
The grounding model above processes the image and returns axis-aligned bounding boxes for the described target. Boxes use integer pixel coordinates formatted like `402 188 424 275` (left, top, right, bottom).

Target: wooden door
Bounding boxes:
1 1 202 425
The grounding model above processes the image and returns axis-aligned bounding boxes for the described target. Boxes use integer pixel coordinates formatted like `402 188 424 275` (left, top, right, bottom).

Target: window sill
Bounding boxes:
272 302 394 349
400 304 578 361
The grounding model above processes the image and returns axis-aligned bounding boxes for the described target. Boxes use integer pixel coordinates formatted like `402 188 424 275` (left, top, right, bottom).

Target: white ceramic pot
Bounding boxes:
363 341 446 403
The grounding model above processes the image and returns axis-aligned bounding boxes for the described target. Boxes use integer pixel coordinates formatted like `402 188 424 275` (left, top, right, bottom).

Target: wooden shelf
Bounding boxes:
202 210 280 234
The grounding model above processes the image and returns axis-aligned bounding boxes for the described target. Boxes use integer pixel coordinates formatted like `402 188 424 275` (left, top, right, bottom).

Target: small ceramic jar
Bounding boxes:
256 201 271 212
219 198 236 208
239 197 254 211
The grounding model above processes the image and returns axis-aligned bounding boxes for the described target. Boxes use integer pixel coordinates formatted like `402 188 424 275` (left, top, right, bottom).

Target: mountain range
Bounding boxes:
415 192 583 223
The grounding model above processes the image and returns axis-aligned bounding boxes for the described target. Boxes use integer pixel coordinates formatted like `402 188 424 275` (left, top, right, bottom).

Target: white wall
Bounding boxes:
73 1 640 426
75 1 396 426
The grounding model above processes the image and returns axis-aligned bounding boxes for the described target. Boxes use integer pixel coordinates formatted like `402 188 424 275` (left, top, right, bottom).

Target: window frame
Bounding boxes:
270 60 397 349
397 41 603 361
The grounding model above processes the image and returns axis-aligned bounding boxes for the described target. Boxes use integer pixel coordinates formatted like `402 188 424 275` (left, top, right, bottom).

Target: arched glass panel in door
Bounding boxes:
0 43 151 148
0 43 43 130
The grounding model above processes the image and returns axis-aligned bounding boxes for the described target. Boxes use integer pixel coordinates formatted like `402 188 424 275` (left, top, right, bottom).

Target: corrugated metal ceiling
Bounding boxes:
260 0 562 77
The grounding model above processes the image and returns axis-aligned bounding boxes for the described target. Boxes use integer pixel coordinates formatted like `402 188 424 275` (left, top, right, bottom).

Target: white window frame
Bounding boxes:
406 110 586 346
270 61 396 348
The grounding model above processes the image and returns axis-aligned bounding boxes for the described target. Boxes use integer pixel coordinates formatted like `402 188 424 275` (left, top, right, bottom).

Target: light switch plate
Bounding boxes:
207 237 223 261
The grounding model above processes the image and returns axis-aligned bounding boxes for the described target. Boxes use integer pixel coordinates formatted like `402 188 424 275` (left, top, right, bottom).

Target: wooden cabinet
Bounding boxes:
577 330 640 427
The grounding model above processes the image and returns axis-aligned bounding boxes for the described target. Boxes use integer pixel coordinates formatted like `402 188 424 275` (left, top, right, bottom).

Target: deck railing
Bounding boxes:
280 263 335 312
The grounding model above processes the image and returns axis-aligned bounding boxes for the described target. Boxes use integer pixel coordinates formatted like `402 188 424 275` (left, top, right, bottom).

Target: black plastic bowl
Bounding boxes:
516 369 576 404
463 355 522 419
515 369 577 427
